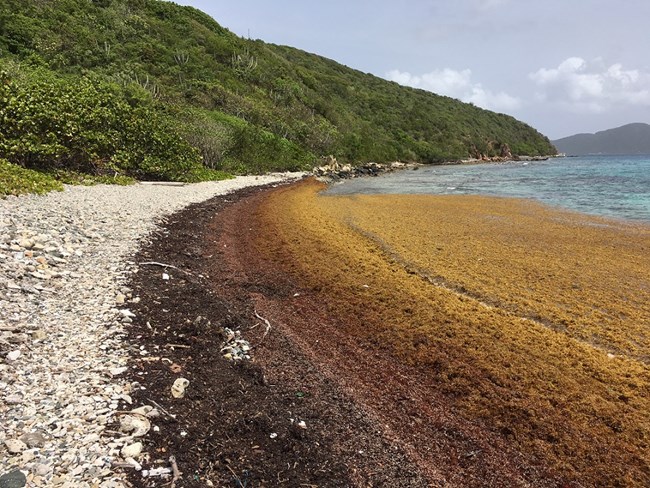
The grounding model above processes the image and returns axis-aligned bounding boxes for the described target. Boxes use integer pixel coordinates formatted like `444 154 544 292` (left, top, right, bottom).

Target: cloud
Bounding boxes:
385 68 521 112
530 57 650 112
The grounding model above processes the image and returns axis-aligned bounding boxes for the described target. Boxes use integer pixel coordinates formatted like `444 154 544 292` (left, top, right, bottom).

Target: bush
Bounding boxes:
0 67 203 180
0 159 63 197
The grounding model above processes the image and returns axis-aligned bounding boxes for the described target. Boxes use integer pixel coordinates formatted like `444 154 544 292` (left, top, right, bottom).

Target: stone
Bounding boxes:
6 350 20 361
119 415 150 437
33 465 50 477
31 330 47 341
120 442 143 459
18 239 34 250
109 367 128 376
171 378 189 398
21 450 35 463
4 439 27 454
0 470 27 488
5 394 23 405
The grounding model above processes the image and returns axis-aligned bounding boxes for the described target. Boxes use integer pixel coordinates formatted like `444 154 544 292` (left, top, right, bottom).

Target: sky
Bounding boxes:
174 0 650 140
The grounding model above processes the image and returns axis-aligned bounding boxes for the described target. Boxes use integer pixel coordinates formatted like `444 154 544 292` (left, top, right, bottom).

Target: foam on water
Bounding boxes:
325 155 650 222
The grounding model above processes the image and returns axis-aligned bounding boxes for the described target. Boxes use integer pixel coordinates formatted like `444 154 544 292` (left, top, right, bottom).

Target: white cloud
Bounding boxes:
530 57 650 112
385 68 521 112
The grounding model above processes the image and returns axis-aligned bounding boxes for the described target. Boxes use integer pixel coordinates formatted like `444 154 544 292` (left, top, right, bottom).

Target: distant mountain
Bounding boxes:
553 123 650 155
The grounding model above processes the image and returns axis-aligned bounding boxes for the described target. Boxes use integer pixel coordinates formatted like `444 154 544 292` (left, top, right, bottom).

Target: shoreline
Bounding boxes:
322 156 650 225
119 179 648 486
0 173 304 488
2 175 648 486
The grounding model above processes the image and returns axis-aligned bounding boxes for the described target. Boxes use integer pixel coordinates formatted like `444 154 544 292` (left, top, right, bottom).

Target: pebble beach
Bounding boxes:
0 174 303 488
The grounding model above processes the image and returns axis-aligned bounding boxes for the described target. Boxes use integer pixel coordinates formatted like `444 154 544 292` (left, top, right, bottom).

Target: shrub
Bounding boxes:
0 158 63 197
0 67 203 180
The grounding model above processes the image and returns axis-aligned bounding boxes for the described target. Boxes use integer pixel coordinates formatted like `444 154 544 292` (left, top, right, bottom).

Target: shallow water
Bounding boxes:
325 155 650 222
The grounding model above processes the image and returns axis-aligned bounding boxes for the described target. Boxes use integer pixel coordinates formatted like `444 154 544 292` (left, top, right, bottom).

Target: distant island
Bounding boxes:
553 123 650 155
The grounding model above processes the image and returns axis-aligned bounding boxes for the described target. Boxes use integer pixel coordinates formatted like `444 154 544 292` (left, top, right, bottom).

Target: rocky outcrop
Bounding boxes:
313 156 417 180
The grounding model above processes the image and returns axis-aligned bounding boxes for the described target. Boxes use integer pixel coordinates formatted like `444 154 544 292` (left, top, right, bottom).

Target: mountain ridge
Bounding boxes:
553 123 650 155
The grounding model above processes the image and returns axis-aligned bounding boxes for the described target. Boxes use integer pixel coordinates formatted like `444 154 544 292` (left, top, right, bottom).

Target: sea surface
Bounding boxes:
325 155 650 222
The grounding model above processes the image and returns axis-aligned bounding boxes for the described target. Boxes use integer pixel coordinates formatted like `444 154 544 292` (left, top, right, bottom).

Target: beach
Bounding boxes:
3 175 648 487
124 178 649 487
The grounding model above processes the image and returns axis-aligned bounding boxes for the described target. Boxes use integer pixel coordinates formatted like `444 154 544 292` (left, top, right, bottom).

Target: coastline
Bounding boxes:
0 174 304 488
2 175 648 486
122 179 647 486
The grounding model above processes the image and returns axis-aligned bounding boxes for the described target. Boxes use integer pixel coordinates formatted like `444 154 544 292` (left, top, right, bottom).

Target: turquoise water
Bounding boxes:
325 155 650 222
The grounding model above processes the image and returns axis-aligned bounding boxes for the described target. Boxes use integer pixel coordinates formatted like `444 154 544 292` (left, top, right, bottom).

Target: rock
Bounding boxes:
6 350 20 361
120 442 143 459
33 464 50 477
171 378 189 398
20 432 47 448
119 415 151 437
20 450 35 463
0 470 27 488
115 294 126 305
18 239 34 250
4 439 27 454
129 405 154 417
110 367 128 376
5 394 23 405
30 330 47 341
124 457 142 471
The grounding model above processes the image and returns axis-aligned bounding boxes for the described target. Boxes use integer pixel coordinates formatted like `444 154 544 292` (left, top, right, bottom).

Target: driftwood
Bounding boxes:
139 261 192 276
146 398 177 421
139 181 186 187
169 455 181 488
253 311 272 346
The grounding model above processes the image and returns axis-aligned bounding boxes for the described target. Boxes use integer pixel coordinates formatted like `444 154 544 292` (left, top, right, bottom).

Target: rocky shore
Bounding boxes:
0 174 303 488
311 154 553 181
312 156 420 180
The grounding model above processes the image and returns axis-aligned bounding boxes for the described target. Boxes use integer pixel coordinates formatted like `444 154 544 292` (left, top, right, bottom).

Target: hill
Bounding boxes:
553 123 650 155
0 0 556 184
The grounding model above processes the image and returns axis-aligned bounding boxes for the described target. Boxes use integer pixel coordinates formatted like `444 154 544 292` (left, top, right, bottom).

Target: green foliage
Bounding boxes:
0 0 556 189
0 66 203 180
0 158 63 196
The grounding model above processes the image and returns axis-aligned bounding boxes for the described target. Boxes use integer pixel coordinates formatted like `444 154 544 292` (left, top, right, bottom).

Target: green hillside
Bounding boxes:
0 0 556 184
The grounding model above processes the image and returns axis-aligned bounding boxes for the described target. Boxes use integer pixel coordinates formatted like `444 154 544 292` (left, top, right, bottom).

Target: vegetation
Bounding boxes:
0 158 63 196
0 0 556 188
258 180 650 487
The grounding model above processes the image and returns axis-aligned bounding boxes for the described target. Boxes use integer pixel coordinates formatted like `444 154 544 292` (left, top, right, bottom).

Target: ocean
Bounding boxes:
325 155 650 222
